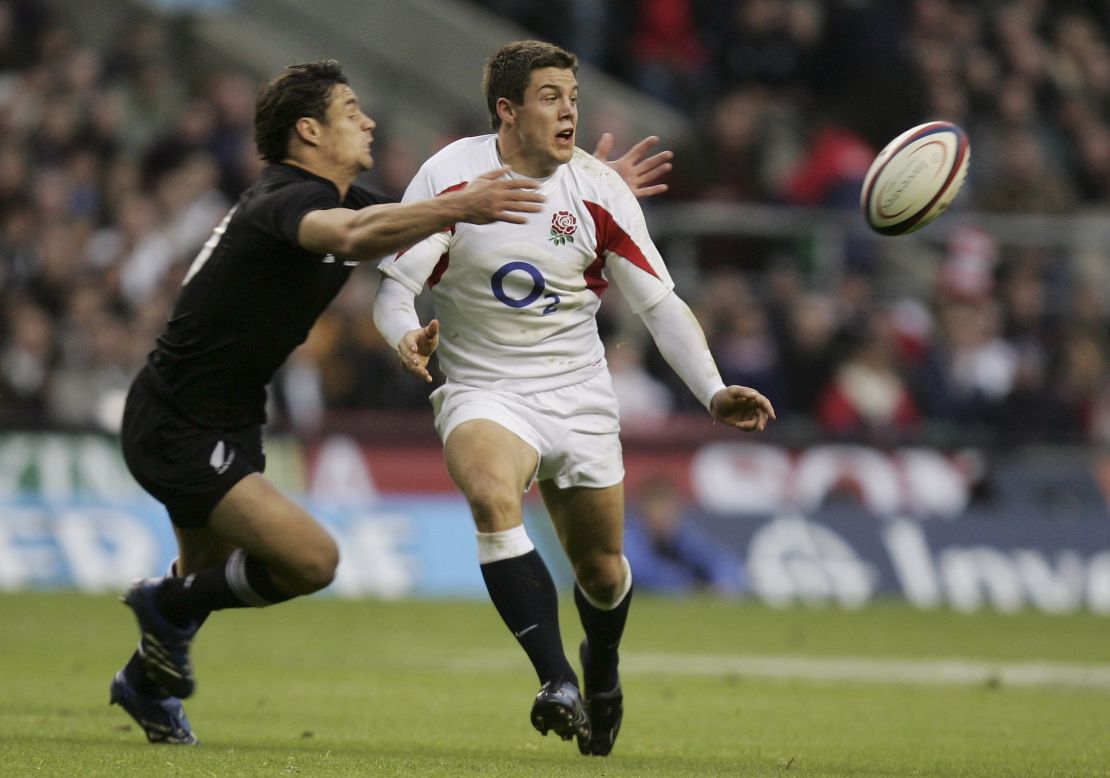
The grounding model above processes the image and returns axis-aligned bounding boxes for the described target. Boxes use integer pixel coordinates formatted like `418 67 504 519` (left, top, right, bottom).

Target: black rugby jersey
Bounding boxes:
141 163 392 428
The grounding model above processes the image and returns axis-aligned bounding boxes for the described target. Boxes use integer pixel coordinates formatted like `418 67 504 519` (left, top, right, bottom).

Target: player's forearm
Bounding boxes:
638 292 726 410
342 199 466 260
373 276 422 349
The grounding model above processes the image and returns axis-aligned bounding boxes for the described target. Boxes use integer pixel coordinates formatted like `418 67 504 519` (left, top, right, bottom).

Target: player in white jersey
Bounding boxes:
373 41 775 756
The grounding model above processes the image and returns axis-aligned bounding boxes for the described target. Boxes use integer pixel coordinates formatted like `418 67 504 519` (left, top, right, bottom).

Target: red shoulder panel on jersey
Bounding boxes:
583 201 658 280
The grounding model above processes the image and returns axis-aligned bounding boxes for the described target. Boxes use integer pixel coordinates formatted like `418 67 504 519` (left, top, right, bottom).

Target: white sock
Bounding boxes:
476 525 535 564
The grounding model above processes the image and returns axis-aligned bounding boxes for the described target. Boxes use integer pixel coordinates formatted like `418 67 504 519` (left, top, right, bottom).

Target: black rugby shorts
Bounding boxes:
120 376 264 528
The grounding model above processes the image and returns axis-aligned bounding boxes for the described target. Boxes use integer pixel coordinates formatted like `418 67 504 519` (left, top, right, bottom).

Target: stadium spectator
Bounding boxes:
815 311 923 441
605 335 674 427
620 0 712 113
917 297 1020 438
0 295 54 425
623 476 746 596
777 290 839 417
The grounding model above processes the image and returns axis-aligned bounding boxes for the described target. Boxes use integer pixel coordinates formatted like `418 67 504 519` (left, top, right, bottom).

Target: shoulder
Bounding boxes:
346 183 395 208
246 164 341 208
568 147 631 200
236 165 343 241
420 135 496 175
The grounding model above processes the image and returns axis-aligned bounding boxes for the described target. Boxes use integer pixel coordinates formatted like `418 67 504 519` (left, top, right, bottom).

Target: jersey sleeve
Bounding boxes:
377 159 456 293
587 186 675 314
378 231 451 294
245 179 341 246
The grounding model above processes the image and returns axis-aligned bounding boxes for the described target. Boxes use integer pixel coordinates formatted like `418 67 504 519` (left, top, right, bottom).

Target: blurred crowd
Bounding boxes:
0 0 1108 446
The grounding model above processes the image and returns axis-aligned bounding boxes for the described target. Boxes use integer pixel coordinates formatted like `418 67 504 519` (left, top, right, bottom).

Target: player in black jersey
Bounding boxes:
109 59 674 745
108 59 549 744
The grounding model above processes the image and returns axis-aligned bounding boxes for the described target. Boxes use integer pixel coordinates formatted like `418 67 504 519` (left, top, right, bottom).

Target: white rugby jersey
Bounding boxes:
380 135 675 393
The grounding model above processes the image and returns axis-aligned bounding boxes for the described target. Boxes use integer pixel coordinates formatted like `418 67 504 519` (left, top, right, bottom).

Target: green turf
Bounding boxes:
2 592 1109 776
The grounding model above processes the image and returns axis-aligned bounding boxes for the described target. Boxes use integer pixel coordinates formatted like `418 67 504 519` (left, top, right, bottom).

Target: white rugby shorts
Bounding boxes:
430 371 624 490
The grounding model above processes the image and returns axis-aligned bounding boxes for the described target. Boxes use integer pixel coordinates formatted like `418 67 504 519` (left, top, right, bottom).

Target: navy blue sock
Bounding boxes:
481 549 577 686
575 581 633 693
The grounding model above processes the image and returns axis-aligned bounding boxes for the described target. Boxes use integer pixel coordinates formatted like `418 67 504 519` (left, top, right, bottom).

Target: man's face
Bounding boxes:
317 84 376 174
506 66 578 174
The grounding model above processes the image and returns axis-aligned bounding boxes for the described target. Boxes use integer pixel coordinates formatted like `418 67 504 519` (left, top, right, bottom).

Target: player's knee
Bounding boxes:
464 477 520 531
292 537 340 593
575 553 626 604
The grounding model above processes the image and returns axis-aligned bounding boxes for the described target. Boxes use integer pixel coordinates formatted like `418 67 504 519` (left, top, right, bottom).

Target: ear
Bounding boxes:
495 97 516 127
294 116 321 148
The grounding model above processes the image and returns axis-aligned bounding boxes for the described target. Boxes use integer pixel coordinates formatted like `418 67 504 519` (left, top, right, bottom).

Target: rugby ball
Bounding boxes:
860 121 970 236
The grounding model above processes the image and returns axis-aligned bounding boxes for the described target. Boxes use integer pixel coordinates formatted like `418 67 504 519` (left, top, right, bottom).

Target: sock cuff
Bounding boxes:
476 525 535 564
225 549 273 607
577 555 632 611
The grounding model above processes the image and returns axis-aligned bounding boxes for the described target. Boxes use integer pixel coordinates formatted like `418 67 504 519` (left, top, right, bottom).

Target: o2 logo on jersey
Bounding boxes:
548 211 577 246
491 261 560 315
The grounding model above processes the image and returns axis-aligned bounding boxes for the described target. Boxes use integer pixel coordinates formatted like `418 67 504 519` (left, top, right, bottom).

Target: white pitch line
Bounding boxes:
626 653 1110 690
442 651 1110 691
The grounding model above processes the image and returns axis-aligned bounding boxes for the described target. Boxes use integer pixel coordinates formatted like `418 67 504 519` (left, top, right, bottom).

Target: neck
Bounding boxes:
496 133 556 179
281 157 354 199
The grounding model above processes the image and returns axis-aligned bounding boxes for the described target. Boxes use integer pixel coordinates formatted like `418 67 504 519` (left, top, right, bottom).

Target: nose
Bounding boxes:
363 114 376 131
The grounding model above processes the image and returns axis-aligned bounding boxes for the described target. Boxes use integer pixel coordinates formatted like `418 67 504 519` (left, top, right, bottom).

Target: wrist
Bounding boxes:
704 383 727 412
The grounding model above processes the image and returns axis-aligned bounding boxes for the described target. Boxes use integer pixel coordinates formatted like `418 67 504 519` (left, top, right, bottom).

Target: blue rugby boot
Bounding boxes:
577 639 623 756
530 679 590 742
123 578 198 699
110 671 198 744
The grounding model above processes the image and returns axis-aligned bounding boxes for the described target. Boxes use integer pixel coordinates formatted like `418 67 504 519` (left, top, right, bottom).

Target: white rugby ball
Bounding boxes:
860 121 970 236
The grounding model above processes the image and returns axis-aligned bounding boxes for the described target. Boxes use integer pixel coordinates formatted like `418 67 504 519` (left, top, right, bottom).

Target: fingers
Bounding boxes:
633 183 669 198
474 178 544 224
715 386 776 432
477 166 512 180
398 323 440 383
475 169 542 195
624 135 660 162
636 151 674 177
400 343 433 382
592 132 614 161
729 411 769 432
500 178 544 193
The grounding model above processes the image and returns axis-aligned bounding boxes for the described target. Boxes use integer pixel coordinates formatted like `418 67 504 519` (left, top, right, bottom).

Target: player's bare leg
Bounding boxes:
541 481 631 756
117 475 338 713
445 420 588 742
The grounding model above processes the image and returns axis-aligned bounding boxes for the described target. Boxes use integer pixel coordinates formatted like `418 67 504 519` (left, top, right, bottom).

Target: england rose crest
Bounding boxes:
548 210 577 245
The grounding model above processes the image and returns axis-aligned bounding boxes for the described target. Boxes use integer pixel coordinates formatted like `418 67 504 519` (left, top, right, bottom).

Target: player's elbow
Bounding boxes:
330 225 370 260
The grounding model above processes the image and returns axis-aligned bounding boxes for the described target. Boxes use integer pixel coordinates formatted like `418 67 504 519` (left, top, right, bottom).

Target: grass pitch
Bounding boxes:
2 592 1109 777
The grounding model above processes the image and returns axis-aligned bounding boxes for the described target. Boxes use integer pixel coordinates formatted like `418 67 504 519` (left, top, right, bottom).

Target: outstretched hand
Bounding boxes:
593 133 673 198
710 386 776 432
462 167 545 225
397 319 440 383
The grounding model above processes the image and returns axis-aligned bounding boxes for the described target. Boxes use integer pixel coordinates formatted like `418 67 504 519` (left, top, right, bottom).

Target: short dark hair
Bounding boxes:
482 40 578 130
255 60 349 163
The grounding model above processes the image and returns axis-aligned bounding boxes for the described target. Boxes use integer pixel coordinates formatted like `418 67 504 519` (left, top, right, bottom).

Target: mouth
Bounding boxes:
555 129 574 146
